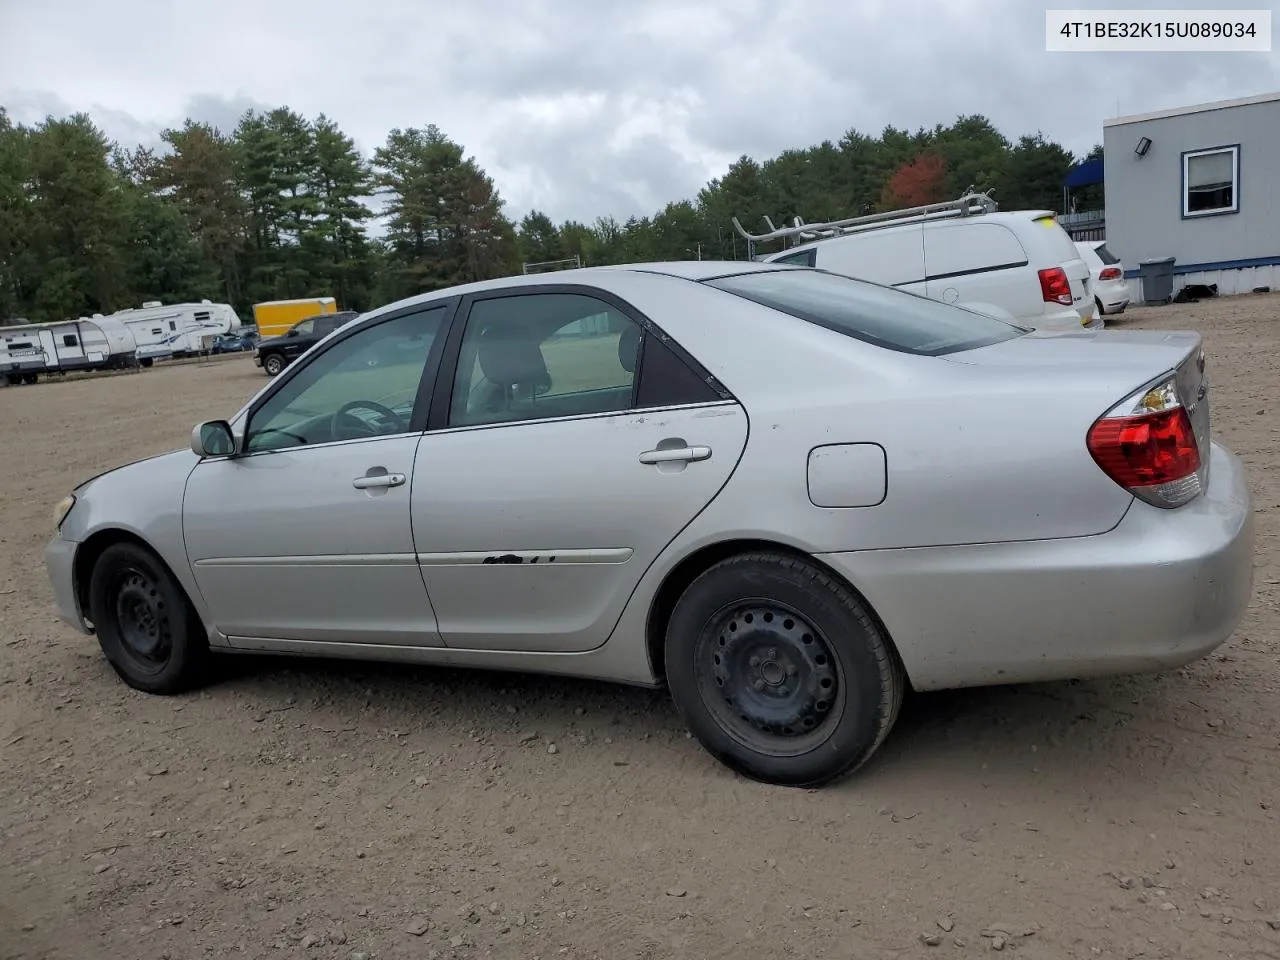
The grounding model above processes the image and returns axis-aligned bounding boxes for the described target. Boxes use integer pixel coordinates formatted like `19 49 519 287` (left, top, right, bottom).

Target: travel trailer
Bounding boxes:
111 300 244 365
0 316 137 384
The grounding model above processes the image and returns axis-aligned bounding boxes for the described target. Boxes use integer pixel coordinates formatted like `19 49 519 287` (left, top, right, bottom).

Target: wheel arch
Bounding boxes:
644 538 908 690
73 528 198 630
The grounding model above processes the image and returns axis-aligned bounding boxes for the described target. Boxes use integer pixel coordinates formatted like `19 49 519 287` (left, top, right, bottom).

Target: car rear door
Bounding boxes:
410 287 748 654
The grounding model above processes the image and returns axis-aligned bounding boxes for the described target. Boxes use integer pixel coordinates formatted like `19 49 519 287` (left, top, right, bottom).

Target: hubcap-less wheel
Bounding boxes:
664 551 905 787
88 542 210 695
696 602 844 758
264 355 283 376
112 568 173 675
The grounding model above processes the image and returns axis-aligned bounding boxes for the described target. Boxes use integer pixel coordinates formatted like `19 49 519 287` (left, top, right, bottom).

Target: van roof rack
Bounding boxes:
732 187 998 260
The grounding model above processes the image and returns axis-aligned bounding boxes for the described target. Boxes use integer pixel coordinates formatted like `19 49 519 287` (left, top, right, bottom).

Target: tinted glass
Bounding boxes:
1094 244 1120 265
449 293 639 427
245 307 444 453
770 249 815 267
705 269 1026 356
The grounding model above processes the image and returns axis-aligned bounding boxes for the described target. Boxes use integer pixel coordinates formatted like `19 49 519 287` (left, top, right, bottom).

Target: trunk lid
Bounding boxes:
947 327 1211 502
944 328 1201 374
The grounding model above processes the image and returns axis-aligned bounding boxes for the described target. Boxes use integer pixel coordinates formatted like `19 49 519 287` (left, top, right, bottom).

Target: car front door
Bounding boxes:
282 318 317 360
182 302 452 646
411 288 748 653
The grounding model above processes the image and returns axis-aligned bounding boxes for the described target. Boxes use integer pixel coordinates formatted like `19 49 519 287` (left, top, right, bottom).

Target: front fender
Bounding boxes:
59 449 213 629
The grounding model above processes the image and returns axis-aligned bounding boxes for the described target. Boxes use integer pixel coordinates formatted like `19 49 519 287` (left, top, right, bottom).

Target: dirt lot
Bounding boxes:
3 296 1279 960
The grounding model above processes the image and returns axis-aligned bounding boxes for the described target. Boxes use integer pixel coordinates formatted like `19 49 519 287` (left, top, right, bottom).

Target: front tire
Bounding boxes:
262 353 285 376
87 542 209 695
665 552 904 787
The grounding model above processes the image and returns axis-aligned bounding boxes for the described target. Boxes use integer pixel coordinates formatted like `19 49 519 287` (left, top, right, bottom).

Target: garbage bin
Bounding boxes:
1139 256 1176 305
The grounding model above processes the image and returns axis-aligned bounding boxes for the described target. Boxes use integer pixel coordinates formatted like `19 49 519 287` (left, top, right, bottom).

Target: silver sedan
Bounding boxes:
45 261 1255 787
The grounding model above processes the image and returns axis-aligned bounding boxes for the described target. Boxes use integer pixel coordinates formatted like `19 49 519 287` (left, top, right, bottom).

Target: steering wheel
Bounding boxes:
330 399 408 441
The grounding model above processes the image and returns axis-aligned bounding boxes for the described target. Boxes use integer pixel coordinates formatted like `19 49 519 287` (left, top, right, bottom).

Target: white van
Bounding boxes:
741 195 1098 331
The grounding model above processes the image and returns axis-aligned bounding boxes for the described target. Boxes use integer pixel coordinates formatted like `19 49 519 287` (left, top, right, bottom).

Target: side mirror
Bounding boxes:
191 420 237 458
286 329 298 337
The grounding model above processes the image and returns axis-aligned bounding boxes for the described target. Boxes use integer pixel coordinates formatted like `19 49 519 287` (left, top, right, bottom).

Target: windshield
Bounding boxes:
704 269 1027 356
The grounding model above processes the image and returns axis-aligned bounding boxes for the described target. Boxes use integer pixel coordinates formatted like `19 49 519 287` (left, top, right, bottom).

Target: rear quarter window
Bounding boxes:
704 269 1027 357
769 248 815 267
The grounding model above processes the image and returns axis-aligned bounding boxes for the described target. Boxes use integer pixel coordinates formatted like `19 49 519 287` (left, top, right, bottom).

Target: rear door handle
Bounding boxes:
639 445 711 465
352 473 405 489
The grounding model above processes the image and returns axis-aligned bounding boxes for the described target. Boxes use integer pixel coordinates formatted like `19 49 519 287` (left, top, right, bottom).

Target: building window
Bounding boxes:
1182 145 1239 218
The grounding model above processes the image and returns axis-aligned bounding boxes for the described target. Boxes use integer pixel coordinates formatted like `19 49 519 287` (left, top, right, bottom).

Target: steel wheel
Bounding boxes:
665 551 904 787
109 566 174 677
696 602 844 757
88 542 209 695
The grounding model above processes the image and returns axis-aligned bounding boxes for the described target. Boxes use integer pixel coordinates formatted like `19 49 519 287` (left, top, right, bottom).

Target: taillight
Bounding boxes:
1086 375 1203 508
1038 267 1074 306
1099 266 1122 281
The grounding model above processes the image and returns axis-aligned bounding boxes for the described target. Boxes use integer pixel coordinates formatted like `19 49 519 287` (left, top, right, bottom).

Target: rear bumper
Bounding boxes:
44 535 91 635
818 441 1254 691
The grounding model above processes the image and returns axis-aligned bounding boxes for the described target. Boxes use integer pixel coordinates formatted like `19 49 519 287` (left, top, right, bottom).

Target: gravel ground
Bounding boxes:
2 294 1279 960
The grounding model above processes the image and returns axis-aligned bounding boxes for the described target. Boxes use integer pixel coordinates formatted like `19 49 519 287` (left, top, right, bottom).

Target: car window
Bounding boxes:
705 268 1027 356
770 248 815 267
448 293 640 427
292 318 315 336
1094 244 1120 265
244 307 445 453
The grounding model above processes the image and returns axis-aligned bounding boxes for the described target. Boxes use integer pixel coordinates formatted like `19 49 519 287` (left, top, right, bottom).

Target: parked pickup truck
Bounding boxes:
253 311 360 376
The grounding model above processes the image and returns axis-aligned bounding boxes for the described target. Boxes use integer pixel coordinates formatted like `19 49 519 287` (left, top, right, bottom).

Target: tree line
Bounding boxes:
0 105 1102 325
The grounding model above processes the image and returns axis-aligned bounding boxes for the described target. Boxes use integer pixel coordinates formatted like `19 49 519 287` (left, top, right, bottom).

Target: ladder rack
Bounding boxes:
732 188 998 260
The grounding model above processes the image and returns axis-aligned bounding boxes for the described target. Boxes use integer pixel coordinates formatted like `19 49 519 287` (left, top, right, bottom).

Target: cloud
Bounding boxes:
2 0 1275 224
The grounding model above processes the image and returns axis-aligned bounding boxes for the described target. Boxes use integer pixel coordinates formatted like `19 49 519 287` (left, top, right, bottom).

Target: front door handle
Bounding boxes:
639 445 711 465
352 473 405 489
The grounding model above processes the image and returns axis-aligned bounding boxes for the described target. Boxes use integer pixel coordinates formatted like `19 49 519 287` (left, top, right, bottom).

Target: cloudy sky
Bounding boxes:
1 0 1276 225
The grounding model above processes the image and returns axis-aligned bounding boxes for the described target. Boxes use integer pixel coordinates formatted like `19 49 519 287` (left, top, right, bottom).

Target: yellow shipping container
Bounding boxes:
251 297 337 339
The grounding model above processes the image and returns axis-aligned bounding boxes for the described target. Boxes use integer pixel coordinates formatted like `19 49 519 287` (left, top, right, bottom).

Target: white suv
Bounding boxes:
762 208 1097 331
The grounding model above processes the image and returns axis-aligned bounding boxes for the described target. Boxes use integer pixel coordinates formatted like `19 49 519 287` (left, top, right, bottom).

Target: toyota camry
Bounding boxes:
45 261 1254 787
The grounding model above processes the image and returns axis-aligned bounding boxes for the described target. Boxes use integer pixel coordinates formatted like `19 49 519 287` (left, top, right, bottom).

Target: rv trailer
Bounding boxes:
110 300 244 365
1 316 138 385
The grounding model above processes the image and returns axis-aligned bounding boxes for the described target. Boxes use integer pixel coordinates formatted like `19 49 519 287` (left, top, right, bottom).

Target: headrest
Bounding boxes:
618 323 642 373
477 324 548 386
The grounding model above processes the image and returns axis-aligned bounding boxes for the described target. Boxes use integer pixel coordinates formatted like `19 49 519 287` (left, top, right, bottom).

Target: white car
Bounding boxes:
1076 241 1131 317
754 198 1097 332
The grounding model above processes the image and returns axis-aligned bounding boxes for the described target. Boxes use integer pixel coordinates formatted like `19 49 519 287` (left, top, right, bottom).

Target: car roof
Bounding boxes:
764 210 1059 258
361 260 806 319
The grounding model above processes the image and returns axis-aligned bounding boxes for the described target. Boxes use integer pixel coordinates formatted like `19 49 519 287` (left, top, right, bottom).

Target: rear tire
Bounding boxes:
139 357 154 368
665 552 904 787
87 542 209 695
262 353 285 376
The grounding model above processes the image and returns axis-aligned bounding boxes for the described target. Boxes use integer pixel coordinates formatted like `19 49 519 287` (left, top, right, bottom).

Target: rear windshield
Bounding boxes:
704 269 1026 356
1094 244 1120 265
